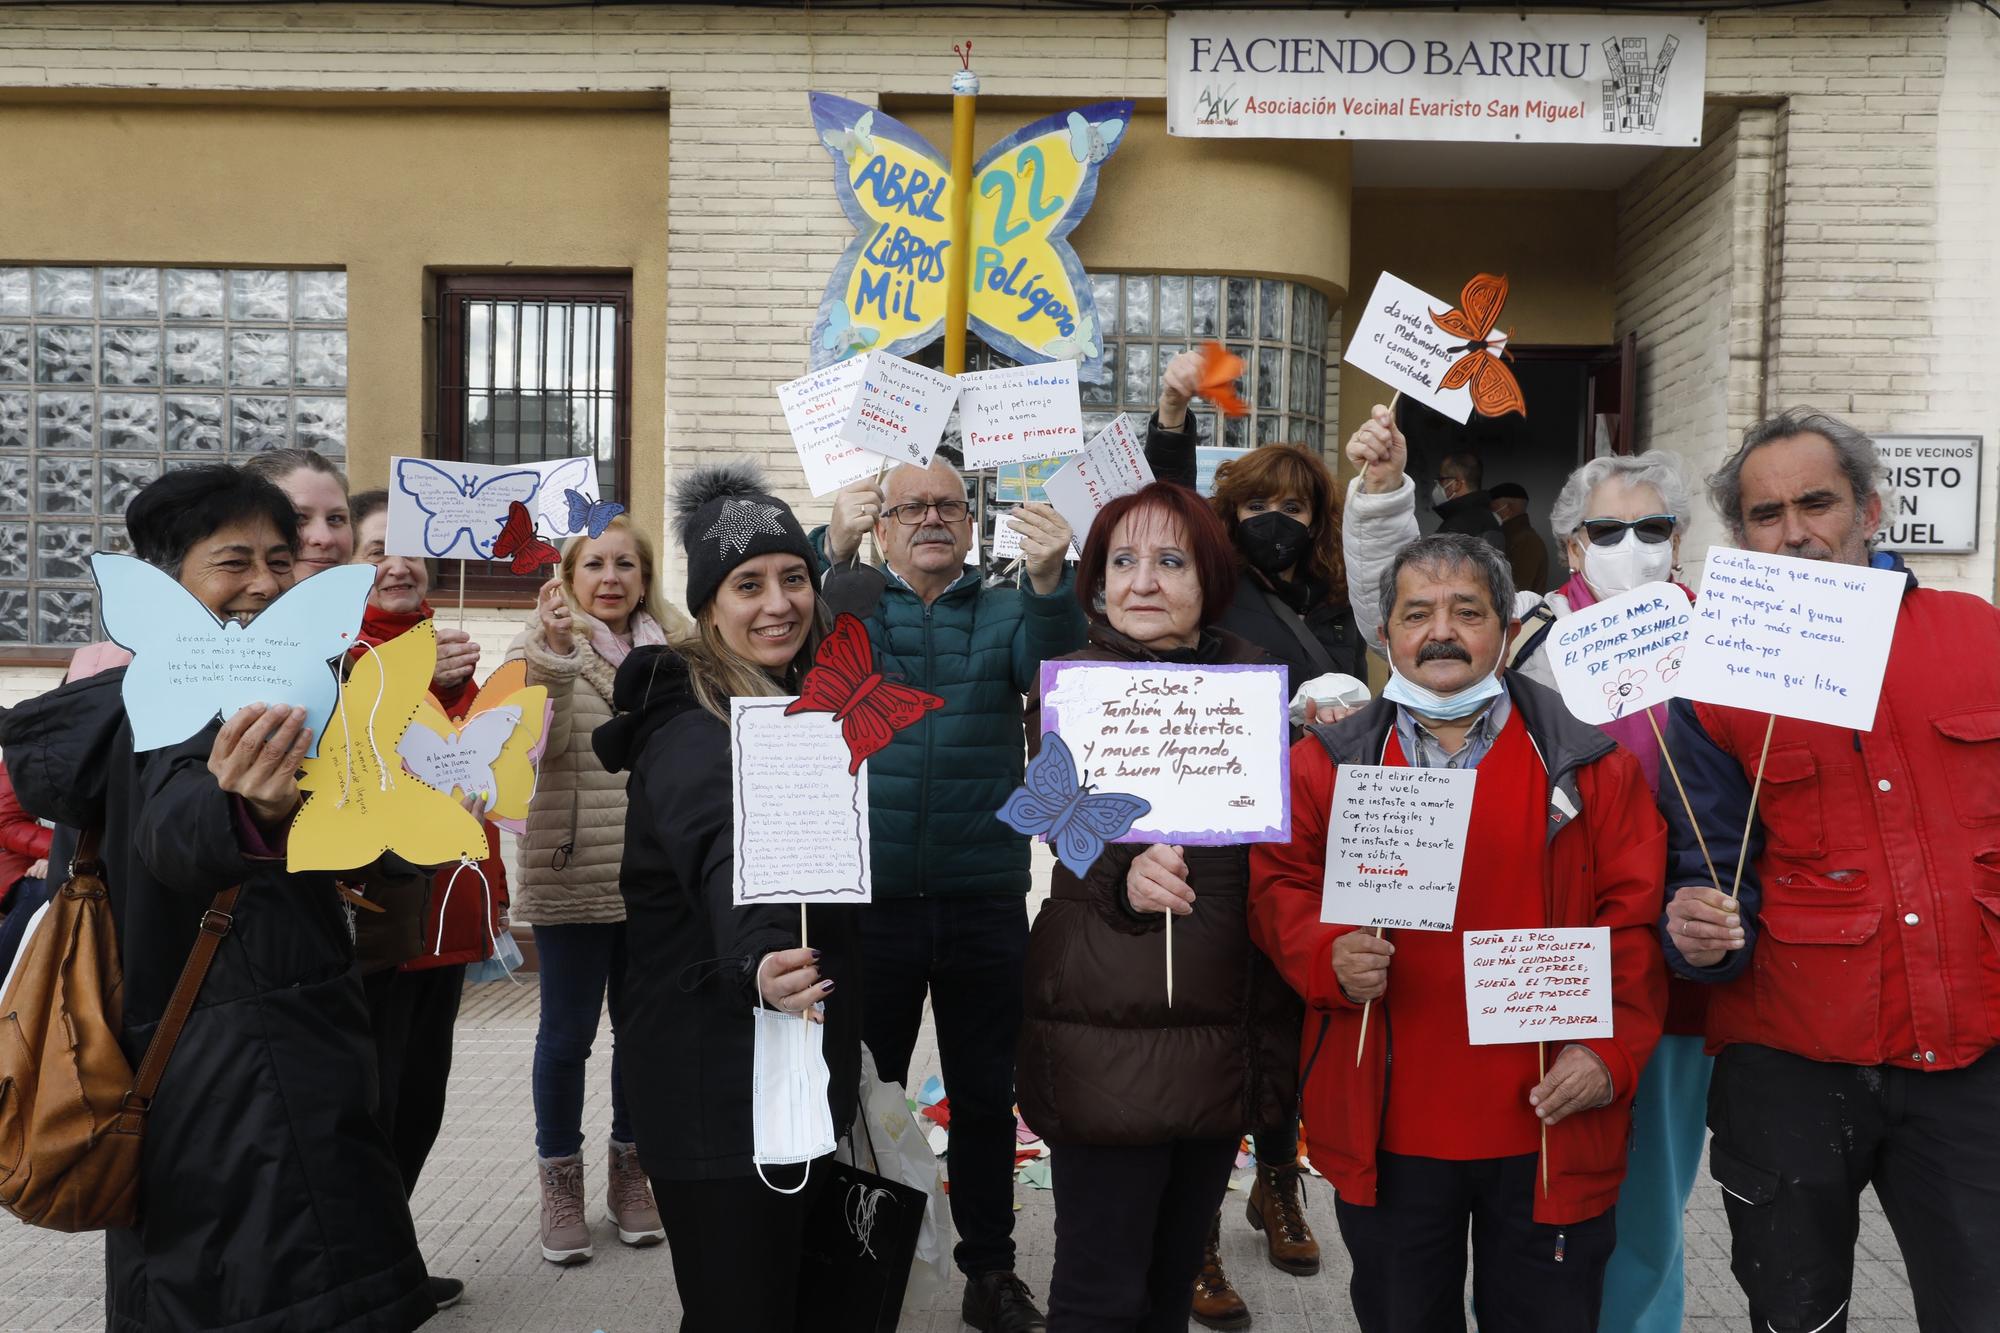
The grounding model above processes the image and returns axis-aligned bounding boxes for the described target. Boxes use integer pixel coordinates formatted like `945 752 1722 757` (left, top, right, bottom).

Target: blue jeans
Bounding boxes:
1598 1033 1713 1333
531 921 633 1159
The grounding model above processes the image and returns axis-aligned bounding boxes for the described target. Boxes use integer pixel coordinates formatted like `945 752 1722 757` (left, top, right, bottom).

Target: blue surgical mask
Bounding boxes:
1381 663 1506 720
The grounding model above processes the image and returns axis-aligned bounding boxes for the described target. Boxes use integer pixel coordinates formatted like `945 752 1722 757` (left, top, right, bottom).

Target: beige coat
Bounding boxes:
504 625 630 925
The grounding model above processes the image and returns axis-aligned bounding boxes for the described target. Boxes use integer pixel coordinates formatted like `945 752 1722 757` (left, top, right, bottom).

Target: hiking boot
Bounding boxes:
962 1269 1047 1333
425 1276 465 1310
1192 1212 1251 1330
537 1153 594 1265
1246 1161 1320 1276
606 1138 665 1246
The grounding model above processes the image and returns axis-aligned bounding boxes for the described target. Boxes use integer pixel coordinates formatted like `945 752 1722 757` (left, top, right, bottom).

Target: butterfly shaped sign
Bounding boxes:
998 732 1152 877
784 613 944 774
398 665 548 822
441 659 554 833
493 502 561 575
1341 271 1528 425
89 553 375 757
807 93 1133 374
388 455 611 561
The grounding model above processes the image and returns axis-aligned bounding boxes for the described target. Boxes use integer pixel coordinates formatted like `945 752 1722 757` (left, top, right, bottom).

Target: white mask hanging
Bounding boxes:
751 956 835 1193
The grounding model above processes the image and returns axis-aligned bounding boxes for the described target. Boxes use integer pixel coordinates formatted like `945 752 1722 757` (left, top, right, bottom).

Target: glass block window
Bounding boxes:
0 264 347 649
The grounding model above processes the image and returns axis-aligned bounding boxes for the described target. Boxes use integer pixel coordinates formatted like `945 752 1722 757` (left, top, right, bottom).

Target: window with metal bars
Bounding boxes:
433 273 631 601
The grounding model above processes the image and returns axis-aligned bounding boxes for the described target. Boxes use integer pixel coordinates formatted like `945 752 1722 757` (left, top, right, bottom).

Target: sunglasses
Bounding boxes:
1582 515 1677 546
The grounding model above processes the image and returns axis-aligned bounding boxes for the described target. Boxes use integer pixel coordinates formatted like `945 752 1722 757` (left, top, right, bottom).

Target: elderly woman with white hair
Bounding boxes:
1340 403 1705 1333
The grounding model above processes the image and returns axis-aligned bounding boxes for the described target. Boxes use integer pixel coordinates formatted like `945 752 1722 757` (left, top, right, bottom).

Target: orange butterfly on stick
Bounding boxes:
1194 341 1249 418
492 501 560 574
785 613 944 775
1430 273 1527 419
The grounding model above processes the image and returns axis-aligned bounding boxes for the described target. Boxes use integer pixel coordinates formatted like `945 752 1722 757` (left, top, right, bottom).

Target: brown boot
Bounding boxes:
1246 1161 1320 1276
1191 1211 1251 1330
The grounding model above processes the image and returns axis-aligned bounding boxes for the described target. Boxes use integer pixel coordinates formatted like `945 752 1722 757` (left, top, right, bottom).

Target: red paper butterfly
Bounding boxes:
1430 273 1528 419
785 613 944 774
492 501 560 574
1194 340 1249 418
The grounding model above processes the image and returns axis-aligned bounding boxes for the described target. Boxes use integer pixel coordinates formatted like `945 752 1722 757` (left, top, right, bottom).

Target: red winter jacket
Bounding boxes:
1659 569 2000 1071
0 759 53 889
1249 679 1669 1225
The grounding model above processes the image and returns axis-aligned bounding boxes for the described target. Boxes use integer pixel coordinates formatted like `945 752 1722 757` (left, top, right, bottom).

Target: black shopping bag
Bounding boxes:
797 1153 928 1332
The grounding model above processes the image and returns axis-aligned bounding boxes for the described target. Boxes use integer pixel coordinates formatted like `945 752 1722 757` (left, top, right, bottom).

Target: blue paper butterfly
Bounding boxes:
1066 110 1125 165
563 489 626 540
820 304 880 360
998 731 1152 877
395 458 541 560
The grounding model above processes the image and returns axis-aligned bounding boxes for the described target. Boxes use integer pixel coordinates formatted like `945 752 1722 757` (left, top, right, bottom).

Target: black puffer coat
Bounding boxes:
0 671 430 1333
593 647 862 1181
1015 626 1301 1146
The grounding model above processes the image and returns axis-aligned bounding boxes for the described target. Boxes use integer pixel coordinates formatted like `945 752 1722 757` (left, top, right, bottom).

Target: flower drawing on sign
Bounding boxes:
1603 667 1648 719
1655 645 1683 683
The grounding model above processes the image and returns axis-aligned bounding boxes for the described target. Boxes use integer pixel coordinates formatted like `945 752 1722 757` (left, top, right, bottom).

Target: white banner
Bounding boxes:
1167 13 1706 146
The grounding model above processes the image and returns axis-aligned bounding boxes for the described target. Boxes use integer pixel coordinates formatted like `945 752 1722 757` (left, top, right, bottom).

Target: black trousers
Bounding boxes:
1708 1042 2000 1332
655 1161 816 1333
362 963 466 1196
861 893 1027 1276
1047 1137 1238 1332
1333 1151 1615 1333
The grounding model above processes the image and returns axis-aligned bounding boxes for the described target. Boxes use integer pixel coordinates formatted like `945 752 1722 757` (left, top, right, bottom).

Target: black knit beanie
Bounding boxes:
673 462 819 615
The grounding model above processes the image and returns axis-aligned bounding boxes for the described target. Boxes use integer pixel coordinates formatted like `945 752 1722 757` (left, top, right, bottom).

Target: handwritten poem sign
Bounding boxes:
1678 548 1905 731
1547 581 1690 726
1341 271 1479 424
1039 661 1290 844
1320 765 1477 930
957 361 1085 469
777 358 875 497
1464 927 1613 1045
1041 414 1155 541
837 350 959 468
731 698 872 905
991 509 1079 563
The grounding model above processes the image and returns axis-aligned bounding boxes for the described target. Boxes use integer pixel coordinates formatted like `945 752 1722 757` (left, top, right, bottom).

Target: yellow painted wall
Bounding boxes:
895 103 1352 300
1336 189 1616 448
0 99 670 593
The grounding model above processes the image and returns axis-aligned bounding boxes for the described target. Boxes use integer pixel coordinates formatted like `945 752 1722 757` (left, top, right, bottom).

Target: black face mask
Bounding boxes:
1238 511 1311 576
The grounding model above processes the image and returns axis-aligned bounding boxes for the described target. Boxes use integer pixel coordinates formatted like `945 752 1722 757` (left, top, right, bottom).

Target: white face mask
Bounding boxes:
751 1003 835 1193
1430 482 1452 508
1580 530 1675 598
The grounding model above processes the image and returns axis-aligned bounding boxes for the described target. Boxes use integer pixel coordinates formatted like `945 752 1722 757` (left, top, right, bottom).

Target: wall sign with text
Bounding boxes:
1874 434 1982 555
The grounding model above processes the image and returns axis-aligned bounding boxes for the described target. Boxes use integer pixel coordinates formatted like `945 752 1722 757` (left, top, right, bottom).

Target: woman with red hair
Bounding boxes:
1016 482 1300 1331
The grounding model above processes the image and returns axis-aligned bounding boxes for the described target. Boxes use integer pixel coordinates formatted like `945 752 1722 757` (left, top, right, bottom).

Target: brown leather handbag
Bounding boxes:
0 831 239 1232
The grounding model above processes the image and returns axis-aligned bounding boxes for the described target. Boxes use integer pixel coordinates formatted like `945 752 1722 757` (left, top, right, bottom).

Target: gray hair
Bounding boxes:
1548 451 1694 539
1377 532 1517 629
886 456 968 503
1708 408 1888 540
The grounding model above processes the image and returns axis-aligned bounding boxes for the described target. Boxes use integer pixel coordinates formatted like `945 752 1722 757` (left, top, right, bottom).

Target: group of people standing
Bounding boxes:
0 339 1992 1333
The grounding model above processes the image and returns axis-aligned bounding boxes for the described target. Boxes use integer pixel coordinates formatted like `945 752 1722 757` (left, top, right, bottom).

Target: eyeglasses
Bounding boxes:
1581 515 1677 546
884 499 970 525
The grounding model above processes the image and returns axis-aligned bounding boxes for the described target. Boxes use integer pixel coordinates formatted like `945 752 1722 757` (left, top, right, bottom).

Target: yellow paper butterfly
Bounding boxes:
398 661 549 824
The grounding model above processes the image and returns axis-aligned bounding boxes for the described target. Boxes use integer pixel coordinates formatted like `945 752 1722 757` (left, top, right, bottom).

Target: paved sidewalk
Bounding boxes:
0 977 1917 1331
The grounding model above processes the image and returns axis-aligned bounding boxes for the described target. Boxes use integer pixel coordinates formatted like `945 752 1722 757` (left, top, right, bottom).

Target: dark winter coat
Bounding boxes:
1143 413 1367 691
593 647 862 1180
0 670 431 1333
1433 489 1508 551
1015 625 1301 1146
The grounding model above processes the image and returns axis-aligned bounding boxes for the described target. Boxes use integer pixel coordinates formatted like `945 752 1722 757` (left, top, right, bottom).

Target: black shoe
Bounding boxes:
962 1269 1047 1333
426 1276 465 1310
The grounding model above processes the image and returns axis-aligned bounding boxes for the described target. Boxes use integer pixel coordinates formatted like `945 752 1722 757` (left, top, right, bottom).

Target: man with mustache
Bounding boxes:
1662 410 2000 1333
1248 531 1667 1331
819 460 1082 1333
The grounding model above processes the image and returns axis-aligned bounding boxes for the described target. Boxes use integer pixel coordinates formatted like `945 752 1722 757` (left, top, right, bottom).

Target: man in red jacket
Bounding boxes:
1662 410 2000 1332
1249 532 1667 1332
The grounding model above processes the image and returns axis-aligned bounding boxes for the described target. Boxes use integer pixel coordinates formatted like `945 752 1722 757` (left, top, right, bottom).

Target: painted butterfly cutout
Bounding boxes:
1041 312 1100 362
808 92 1132 373
444 659 552 832
783 613 944 775
998 731 1152 877
493 501 561 574
530 455 594 536
394 457 542 560
1430 273 1528 419
564 488 626 539
1195 340 1250 418
398 704 522 807
89 552 375 757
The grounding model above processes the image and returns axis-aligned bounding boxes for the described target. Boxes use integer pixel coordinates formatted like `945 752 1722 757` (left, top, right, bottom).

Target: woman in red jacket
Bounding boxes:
0 757 53 975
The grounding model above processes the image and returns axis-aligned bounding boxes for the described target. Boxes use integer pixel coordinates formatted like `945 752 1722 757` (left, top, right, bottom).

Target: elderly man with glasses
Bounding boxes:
815 460 1083 1333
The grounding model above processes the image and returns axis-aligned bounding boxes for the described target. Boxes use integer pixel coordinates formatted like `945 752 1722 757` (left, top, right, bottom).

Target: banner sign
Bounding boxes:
1875 434 1982 554
1167 13 1706 146
807 93 1132 374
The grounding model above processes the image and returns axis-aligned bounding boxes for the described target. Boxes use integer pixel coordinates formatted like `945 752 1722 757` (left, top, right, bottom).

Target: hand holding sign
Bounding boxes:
957 362 1085 468
1343 272 1526 424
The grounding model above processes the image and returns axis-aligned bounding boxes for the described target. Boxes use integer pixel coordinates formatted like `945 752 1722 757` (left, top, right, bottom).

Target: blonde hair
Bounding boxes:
558 515 686 629
674 599 830 722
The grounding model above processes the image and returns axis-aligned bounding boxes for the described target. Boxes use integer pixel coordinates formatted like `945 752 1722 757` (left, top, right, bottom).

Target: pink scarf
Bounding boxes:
572 606 668 667
1555 571 1694 795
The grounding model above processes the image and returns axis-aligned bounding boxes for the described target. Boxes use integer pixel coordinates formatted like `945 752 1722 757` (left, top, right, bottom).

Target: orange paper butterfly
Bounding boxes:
492 501 560 574
1195 341 1249 418
784 613 945 774
1430 274 1527 419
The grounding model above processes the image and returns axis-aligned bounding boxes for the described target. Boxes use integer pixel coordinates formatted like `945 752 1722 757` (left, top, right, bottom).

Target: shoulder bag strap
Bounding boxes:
127 884 242 1109
1508 601 1560 669
1257 588 1339 679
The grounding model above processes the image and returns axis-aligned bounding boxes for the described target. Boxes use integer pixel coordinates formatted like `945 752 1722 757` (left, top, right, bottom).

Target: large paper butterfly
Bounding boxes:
1195 341 1249 418
493 502 561 574
405 660 551 829
563 489 626 540
529 456 594 536
398 705 521 807
89 552 375 757
394 458 542 560
998 731 1152 877
783 613 944 774
1430 273 1528 419
807 93 1132 374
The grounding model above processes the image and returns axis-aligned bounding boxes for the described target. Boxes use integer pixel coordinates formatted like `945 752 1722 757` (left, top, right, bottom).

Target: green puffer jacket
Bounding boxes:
810 530 1089 898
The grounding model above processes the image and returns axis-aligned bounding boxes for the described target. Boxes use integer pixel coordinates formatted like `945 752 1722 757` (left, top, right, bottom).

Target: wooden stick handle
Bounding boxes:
800 903 810 1024
1538 1040 1550 1197
1731 714 1778 901
457 560 468 631
1646 707 1723 895
1354 926 1386 1067
1165 910 1174 1009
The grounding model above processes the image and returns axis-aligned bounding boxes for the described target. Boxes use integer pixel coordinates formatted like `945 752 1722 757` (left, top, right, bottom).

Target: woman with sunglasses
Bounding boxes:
1344 404 1707 1333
